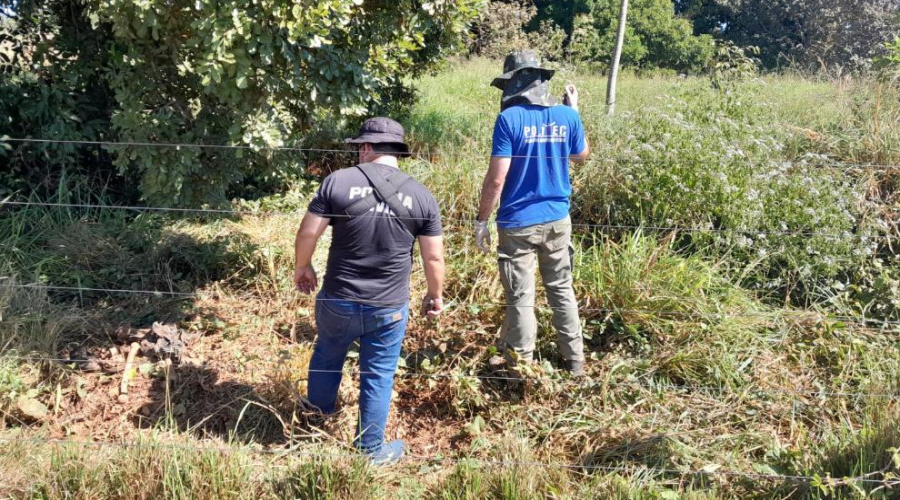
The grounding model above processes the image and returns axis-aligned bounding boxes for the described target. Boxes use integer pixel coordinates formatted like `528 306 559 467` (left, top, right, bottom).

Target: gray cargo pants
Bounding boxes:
497 215 584 364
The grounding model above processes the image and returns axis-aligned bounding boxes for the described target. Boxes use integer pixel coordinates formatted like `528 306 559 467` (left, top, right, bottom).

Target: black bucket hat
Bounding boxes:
490 50 555 90
344 117 409 155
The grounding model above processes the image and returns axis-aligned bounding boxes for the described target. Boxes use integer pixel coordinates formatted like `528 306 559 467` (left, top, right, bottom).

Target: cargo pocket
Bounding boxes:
315 300 352 338
568 241 576 270
498 256 520 299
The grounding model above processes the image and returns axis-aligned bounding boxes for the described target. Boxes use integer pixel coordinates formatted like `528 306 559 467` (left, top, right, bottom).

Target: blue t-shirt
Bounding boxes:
491 104 586 229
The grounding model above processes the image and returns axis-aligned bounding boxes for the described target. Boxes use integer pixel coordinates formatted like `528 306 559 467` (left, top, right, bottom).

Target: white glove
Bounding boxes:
475 220 491 254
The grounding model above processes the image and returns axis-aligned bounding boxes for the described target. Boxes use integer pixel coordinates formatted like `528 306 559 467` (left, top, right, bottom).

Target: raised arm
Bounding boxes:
565 84 591 164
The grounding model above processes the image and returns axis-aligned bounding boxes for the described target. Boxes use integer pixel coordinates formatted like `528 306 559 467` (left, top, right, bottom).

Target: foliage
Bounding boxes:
678 0 900 72
0 2 121 200
553 0 715 72
468 1 565 61
0 0 482 206
875 36 900 84
274 456 376 500
877 37 900 69
570 81 866 303
409 59 897 310
709 42 759 92
0 356 28 426
22 440 260 499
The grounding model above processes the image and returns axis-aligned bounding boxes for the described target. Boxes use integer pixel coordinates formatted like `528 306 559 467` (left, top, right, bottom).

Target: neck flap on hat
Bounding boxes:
500 73 557 111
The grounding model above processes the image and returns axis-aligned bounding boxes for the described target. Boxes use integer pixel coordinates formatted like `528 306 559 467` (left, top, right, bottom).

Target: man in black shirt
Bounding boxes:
293 117 445 465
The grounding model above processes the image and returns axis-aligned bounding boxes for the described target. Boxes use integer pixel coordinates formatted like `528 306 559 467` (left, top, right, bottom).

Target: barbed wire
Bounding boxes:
4 137 900 169
4 282 900 327
3 200 897 241
0 436 895 486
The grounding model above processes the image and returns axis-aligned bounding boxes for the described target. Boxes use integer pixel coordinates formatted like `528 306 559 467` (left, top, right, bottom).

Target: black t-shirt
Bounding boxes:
307 162 443 306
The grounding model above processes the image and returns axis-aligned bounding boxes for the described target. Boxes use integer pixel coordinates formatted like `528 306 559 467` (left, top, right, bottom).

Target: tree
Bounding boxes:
1 0 482 206
0 1 120 199
566 0 714 72
677 0 900 71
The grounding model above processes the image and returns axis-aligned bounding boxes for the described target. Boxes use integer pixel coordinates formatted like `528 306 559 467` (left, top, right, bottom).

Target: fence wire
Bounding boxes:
4 82 900 494
3 200 898 242
3 282 899 328
5 136 900 169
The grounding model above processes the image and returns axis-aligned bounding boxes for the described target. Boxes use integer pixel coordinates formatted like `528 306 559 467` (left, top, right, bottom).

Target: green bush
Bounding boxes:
574 81 865 304
1 0 482 207
554 0 715 73
875 36 900 73
468 1 566 61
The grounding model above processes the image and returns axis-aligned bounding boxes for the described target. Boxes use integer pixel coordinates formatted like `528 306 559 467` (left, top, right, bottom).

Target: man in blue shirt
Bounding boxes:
475 50 591 376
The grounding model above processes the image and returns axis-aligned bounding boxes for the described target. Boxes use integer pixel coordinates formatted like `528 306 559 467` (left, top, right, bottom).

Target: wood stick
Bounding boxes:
119 342 141 397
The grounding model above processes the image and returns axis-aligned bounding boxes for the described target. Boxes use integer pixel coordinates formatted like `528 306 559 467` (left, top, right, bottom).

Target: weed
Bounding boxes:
273 455 376 500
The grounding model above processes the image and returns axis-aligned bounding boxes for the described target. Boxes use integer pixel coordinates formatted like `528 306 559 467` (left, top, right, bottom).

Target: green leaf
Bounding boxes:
465 415 486 436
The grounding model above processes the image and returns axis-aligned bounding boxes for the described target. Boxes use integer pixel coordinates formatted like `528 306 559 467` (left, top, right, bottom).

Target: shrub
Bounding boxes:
549 0 715 73
469 1 566 61
2 0 482 207
573 81 865 305
875 36 900 74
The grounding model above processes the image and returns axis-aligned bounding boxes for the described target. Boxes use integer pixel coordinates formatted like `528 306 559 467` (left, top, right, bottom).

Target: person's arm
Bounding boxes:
570 138 591 164
477 156 511 221
564 84 591 164
293 212 331 294
418 234 445 317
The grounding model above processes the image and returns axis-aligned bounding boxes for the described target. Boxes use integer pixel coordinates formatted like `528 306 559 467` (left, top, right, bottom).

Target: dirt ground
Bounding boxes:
28 290 492 457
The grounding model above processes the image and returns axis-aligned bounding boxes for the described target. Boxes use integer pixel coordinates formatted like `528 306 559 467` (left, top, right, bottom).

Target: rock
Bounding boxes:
117 394 129 404
99 360 124 373
139 322 200 364
16 397 49 420
79 360 102 372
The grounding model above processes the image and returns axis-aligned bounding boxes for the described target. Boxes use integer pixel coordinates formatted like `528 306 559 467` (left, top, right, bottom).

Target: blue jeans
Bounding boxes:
307 291 409 451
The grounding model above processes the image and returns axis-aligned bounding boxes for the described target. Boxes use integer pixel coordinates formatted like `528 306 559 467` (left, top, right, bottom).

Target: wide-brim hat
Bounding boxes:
344 116 410 154
490 50 555 89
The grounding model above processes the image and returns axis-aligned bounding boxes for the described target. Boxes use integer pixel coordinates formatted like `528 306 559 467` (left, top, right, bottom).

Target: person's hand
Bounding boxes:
294 265 318 294
564 84 579 112
475 220 491 253
421 295 443 320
